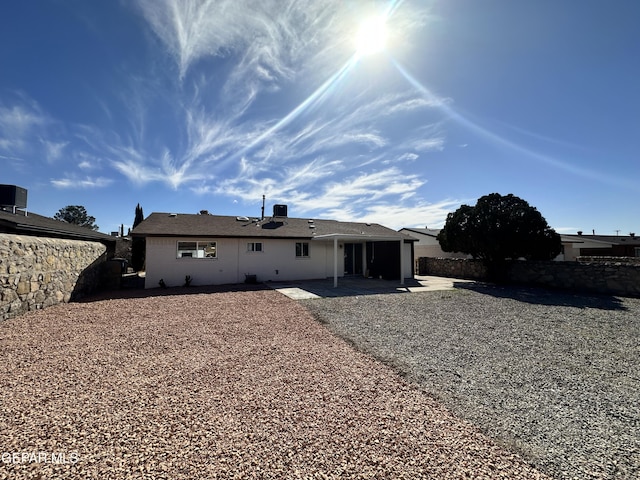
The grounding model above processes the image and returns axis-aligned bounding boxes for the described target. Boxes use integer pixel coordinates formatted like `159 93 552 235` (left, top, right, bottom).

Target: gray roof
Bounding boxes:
0 209 115 243
399 227 441 238
133 212 415 242
561 234 640 246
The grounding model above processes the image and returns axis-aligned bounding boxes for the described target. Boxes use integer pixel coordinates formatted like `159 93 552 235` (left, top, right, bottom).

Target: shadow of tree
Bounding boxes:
455 281 628 311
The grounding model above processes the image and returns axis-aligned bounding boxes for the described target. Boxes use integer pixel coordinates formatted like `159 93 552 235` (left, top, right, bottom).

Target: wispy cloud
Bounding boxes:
346 199 468 230
51 176 113 189
0 95 50 155
41 139 69 162
134 0 343 82
5 1 453 226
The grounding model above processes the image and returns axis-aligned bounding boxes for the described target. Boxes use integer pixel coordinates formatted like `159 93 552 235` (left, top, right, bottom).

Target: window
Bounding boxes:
295 242 309 258
247 242 263 252
635 247 640 258
177 241 217 259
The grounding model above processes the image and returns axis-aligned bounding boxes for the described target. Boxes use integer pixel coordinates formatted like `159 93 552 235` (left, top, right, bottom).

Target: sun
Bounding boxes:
355 15 388 57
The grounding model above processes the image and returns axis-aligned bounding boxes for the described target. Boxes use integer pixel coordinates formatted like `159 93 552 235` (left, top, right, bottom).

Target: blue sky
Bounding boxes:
1 0 638 235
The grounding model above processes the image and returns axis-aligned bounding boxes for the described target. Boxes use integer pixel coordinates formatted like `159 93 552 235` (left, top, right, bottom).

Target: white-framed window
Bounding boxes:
177 241 217 259
247 242 263 252
295 242 309 258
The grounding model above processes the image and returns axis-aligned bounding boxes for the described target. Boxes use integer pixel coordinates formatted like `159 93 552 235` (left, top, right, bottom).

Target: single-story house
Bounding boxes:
132 206 416 289
398 227 470 260
560 233 640 261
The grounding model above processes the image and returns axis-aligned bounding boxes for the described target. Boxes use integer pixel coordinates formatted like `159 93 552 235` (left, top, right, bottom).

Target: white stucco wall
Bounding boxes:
145 237 414 288
560 238 614 262
145 237 330 288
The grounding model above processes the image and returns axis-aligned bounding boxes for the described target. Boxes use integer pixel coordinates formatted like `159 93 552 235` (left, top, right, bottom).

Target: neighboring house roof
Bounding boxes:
0 209 115 244
133 212 415 242
399 227 441 238
561 234 640 247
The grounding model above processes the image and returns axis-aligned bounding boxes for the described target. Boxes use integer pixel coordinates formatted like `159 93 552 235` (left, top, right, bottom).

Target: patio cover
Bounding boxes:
312 233 411 287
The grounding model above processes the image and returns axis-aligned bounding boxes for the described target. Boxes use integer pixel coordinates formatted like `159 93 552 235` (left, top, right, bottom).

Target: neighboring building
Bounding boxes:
399 226 640 263
0 183 114 247
399 227 470 260
560 233 640 261
132 207 415 289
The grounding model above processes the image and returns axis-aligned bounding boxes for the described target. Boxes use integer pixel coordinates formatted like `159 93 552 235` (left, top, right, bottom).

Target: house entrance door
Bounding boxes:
344 243 363 275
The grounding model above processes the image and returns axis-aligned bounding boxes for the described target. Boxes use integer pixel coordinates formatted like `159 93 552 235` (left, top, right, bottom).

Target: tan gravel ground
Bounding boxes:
0 286 547 479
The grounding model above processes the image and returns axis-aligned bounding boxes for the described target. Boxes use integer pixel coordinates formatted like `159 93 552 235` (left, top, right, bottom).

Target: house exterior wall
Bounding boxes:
145 237 330 288
562 239 616 261
145 236 413 288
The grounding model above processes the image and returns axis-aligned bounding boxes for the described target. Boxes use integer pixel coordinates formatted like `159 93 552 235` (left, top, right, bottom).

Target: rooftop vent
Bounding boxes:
236 216 250 222
0 184 28 214
273 204 288 217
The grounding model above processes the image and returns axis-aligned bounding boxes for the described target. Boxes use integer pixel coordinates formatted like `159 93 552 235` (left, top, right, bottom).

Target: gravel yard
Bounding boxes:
302 283 640 479
0 286 547 479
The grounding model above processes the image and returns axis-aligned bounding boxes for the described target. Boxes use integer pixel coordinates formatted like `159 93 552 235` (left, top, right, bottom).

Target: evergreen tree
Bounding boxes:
438 193 561 266
131 203 146 272
133 203 144 228
54 205 99 231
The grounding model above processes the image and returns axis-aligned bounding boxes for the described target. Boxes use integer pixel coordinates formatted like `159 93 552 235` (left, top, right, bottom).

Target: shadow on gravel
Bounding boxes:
455 282 628 311
76 283 271 303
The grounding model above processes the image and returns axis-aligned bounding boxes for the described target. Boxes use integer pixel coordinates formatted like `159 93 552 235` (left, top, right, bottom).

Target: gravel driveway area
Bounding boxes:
302 283 640 479
0 286 546 479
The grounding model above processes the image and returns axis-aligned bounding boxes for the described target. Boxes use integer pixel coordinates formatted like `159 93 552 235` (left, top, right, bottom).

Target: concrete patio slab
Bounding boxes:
274 287 321 300
272 275 475 299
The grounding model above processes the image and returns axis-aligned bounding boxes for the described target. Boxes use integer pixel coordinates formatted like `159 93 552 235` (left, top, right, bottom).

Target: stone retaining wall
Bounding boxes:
1 234 108 320
577 256 640 265
418 257 640 297
418 257 488 280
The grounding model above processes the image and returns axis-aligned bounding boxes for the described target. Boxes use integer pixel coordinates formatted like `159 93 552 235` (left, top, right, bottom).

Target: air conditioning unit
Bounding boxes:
273 204 288 217
0 185 28 212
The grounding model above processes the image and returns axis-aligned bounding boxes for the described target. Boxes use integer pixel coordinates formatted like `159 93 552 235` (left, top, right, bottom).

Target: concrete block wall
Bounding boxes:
1 234 108 320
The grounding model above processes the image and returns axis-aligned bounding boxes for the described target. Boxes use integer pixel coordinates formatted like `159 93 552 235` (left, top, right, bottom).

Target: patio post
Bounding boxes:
399 239 405 285
333 237 338 288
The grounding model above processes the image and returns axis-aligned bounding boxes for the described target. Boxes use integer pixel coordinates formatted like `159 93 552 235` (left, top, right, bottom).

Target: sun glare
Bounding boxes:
355 16 388 57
